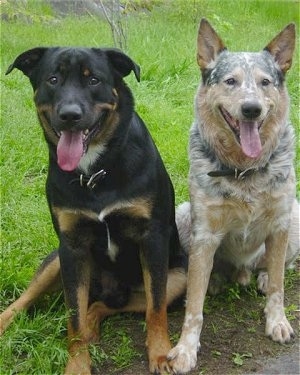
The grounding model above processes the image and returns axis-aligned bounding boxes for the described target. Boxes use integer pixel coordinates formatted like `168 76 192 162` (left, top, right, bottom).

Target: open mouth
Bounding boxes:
219 106 263 159
56 117 104 172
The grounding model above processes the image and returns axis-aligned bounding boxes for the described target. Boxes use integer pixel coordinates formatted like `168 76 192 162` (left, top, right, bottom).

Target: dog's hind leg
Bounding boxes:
0 250 61 334
176 202 191 254
257 199 299 294
86 268 186 360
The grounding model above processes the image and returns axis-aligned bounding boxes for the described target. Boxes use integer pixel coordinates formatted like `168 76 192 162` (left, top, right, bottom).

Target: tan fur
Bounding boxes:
91 104 120 146
36 104 59 145
0 247 186 374
83 68 91 77
65 284 92 374
139 252 171 373
52 207 81 232
197 18 226 70
0 254 60 335
265 23 296 73
99 197 153 222
36 101 119 152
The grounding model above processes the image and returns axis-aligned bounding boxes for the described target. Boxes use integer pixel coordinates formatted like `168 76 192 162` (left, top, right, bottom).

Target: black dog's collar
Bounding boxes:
69 169 107 189
208 166 267 180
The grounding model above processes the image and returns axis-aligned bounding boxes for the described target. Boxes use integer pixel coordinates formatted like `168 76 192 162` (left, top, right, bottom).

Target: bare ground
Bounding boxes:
91 264 300 375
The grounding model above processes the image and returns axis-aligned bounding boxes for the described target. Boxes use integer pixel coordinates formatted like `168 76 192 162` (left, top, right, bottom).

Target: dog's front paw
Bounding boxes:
148 354 171 374
0 308 15 335
65 342 91 375
167 344 197 374
64 352 91 375
265 315 294 343
264 292 294 344
147 340 173 374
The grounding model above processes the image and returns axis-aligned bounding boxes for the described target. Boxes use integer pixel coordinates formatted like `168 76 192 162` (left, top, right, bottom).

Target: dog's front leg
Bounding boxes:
168 232 220 374
264 231 294 343
58 238 92 375
140 233 172 374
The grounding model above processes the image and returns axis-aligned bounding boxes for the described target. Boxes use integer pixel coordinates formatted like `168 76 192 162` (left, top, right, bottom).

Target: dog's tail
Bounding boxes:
176 202 191 255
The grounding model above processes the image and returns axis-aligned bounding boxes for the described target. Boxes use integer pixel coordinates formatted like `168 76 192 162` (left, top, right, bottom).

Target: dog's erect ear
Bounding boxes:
197 18 226 71
264 23 296 73
103 48 140 82
6 47 48 76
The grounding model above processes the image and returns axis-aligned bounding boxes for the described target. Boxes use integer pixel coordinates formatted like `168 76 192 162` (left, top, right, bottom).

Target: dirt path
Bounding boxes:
247 348 300 375
93 267 299 375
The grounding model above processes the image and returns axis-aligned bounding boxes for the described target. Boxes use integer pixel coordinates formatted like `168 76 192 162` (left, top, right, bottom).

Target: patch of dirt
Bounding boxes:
92 266 300 375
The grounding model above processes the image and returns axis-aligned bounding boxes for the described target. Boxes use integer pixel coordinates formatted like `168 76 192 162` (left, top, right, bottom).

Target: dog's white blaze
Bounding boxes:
243 52 255 67
79 144 107 174
107 240 119 262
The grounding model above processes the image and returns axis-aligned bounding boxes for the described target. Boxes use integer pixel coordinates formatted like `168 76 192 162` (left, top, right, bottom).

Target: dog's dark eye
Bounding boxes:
89 77 101 86
261 78 271 86
224 78 236 86
47 76 58 85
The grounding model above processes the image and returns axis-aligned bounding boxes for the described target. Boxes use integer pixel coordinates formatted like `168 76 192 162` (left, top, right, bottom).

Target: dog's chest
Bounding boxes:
215 190 291 255
52 195 152 262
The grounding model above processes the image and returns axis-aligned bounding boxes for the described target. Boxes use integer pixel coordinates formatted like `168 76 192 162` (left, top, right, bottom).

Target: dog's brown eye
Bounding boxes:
225 78 236 86
89 77 101 86
261 78 271 86
48 76 58 85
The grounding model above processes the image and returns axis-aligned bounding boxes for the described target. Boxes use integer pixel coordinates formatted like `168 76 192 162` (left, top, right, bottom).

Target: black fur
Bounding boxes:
7 46 186 332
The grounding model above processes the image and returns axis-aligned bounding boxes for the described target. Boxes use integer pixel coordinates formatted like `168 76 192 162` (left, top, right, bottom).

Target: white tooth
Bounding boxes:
84 129 89 136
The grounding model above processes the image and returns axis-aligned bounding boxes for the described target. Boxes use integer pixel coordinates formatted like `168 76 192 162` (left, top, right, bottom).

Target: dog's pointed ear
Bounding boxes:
6 47 48 76
197 18 226 72
264 23 295 73
102 48 140 82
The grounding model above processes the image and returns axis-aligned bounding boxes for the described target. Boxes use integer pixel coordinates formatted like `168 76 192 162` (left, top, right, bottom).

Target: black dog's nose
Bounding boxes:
241 102 262 119
59 104 82 122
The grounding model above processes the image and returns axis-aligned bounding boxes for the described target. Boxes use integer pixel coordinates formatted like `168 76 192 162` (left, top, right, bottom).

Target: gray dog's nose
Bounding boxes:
241 101 262 119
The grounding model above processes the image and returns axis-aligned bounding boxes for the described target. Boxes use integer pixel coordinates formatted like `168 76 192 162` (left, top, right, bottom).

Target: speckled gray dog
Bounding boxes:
168 19 299 373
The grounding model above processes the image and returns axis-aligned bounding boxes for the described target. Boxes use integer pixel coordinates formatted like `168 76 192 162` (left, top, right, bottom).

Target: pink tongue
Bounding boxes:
57 131 84 171
239 121 262 158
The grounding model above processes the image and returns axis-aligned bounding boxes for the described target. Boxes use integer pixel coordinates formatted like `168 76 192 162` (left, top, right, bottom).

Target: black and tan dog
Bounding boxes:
1 47 187 374
168 20 299 373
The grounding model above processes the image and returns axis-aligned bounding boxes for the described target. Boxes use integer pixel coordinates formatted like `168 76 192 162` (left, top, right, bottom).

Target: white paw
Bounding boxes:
257 271 268 294
264 292 294 343
265 315 294 343
168 344 198 374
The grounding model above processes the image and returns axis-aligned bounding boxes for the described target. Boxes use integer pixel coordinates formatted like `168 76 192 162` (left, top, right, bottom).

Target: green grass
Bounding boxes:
0 0 299 374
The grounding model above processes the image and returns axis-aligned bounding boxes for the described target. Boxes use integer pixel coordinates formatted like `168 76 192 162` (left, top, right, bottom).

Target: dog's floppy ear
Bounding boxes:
6 47 48 76
197 18 226 72
264 23 296 74
103 48 140 82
